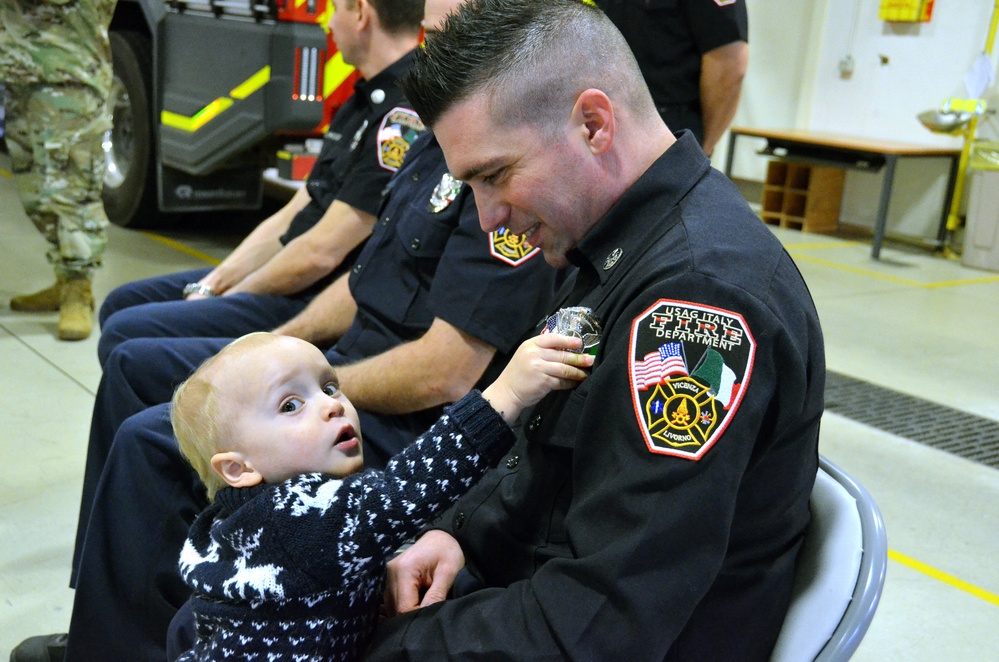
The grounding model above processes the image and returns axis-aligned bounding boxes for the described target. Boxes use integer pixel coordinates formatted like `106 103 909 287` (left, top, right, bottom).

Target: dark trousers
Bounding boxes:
96 268 312 366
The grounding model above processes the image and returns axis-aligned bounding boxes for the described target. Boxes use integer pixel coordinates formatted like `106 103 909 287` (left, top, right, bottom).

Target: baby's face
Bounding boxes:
221 336 363 483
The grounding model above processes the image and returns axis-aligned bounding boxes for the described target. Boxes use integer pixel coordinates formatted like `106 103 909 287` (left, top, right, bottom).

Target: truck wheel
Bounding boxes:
102 30 157 228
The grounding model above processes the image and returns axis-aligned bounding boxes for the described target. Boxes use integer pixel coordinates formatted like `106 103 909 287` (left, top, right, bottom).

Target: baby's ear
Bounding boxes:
211 452 264 488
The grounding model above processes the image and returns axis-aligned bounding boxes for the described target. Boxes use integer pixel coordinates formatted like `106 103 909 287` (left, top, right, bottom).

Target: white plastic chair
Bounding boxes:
770 456 888 662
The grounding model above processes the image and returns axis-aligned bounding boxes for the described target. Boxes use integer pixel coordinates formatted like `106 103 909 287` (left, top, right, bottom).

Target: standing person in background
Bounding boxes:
1 0 116 340
0 84 8 156
597 0 748 157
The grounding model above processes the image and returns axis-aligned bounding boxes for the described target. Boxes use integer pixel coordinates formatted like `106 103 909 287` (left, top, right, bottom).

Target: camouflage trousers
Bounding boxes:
6 82 110 281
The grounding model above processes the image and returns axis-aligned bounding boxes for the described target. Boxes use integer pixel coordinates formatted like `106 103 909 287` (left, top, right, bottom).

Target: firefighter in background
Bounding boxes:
596 0 749 158
0 0 116 340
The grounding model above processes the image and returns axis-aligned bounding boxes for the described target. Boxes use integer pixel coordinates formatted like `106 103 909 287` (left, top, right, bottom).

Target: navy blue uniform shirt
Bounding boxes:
367 132 824 661
282 50 424 242
332 132 562 464
597 0 748 138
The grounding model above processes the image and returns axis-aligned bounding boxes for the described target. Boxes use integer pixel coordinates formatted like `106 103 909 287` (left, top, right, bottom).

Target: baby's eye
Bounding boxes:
323 382 340 397
281 398 303 414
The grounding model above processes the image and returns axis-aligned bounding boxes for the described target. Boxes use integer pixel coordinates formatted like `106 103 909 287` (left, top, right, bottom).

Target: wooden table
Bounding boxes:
723 127 962 259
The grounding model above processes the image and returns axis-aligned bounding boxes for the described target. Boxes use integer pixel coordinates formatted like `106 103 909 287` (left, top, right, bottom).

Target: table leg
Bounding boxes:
937 154 961 247
724 132 737 178
871 155 898 259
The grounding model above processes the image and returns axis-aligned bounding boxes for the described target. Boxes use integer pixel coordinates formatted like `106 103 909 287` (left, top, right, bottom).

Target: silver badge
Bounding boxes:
370 88 386 104
603 248 623 270
546 306 602 355
429 172 464 213
349 119 369 151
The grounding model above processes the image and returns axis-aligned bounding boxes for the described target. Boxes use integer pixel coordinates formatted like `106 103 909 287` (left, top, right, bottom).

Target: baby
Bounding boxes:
171 331 592 661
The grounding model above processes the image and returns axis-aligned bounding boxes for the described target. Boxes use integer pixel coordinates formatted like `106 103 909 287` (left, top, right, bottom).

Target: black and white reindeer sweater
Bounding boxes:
177 391 514 661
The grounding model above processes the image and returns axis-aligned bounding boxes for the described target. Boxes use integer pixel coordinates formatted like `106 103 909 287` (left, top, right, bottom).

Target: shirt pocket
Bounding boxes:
388 208 455 327
528 381 590 450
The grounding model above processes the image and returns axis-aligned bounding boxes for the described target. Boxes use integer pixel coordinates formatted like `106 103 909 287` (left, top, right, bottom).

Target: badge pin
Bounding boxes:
603 248 623 270
542 307 602 355
370 89 386 104
429 172 464 212
349 119 369 151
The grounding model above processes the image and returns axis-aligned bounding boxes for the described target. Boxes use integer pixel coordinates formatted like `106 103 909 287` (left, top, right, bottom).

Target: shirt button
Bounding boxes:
505 455 519 469
527 415 542 432
381 216 390 225
352 264 363 274
412 172 420 181
410 238 421 250
453 512 465 530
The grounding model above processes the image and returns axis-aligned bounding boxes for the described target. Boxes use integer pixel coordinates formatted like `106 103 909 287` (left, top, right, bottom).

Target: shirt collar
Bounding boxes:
352 49 418 108
567 130 710 285
214 482 271 513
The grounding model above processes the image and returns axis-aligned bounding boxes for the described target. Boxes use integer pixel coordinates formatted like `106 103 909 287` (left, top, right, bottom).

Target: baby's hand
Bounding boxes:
482 333 594 424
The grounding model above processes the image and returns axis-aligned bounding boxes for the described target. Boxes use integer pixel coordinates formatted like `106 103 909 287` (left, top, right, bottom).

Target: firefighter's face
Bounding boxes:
435 92 606 269
329 0 362 65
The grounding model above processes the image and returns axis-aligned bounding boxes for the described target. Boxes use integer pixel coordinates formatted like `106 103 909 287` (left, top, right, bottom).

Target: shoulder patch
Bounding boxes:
377 107 425 171
629 299 755 460
489 227 541 266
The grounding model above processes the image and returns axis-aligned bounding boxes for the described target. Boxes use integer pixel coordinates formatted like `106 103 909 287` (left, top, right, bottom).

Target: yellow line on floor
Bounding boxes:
889 549 999 607
140 231 222 266
782 240 865 251
789 253 999 289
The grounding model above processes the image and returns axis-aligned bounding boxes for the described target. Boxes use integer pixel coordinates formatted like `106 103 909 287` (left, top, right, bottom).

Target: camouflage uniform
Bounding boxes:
0 0 115 282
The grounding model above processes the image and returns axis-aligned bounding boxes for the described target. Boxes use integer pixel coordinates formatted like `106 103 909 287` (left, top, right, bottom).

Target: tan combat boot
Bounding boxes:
57 278 95 341
10 281 62 312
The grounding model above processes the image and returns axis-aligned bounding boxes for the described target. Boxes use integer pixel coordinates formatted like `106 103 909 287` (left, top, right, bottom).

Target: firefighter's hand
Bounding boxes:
383 530 465 617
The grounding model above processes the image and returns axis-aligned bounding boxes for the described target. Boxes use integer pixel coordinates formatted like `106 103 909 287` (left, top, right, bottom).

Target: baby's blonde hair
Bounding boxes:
171 333 273 500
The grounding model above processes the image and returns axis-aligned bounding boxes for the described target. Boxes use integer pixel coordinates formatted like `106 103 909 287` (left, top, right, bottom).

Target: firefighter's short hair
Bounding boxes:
354 0 424 36
401 0 654 134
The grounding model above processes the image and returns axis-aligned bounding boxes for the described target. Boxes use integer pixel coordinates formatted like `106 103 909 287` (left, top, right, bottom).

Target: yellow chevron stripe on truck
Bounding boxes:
324 51 354 98
161 67 271 133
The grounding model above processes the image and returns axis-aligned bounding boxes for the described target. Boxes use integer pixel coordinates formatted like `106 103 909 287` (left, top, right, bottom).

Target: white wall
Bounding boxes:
718 0 999 239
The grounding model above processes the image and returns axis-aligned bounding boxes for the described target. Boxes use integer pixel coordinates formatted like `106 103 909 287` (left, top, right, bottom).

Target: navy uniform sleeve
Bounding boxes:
684 0 749 54
426 198 558 355
335 105 425 217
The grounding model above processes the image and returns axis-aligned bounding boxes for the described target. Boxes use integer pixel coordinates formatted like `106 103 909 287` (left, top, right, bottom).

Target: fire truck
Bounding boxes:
104 0 358 227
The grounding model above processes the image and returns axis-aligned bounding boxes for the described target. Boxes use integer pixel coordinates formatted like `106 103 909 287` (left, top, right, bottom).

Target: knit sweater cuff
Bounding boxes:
446 390 516 464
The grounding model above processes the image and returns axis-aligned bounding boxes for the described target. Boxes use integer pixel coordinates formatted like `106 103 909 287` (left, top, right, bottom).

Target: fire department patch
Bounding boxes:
377 107 425 171
629 299 755 460
489 227 540 266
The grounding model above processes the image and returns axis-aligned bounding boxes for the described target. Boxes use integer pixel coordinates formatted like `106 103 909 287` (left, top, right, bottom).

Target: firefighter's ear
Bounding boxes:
355 0 373 28
572 89 614 156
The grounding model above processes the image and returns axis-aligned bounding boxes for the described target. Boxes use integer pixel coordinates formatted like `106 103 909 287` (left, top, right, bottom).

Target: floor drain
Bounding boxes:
825 372 999 470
